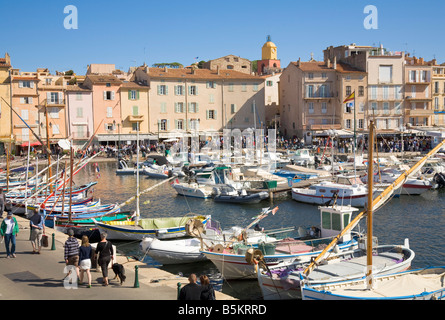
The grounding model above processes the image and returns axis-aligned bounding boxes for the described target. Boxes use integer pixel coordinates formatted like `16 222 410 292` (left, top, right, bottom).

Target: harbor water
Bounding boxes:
74 160 445 300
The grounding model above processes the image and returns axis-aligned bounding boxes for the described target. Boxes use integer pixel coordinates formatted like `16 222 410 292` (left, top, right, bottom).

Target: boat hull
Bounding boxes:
93 216 209 241
213 191 269 204
258 244 414 300
301 266 445 300
172 183 213 199
202 238 358 280
140 237 207 264
292 189 369 207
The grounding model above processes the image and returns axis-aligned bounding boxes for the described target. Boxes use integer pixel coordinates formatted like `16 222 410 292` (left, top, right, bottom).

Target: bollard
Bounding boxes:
51 233 56 250
134 265 139 288
177 282 182 300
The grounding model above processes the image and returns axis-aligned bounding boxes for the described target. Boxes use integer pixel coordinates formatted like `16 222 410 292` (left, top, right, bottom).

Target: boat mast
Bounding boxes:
135 121 140 223
45 101 53 193
68 144 73 223
366 120 374 289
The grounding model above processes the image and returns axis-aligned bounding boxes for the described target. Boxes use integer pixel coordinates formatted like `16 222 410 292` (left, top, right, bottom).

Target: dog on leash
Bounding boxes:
112 263 126 285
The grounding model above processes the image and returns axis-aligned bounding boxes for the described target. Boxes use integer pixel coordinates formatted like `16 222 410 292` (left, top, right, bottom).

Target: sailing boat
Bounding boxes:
300 121 445 300
93 123 209 240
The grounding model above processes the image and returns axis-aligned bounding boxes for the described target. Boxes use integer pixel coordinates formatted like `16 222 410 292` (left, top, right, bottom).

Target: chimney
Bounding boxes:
297 57 301 67
216 66 220 75
333 56 337 70
327 58 331 68
419 57 424 65
164 67 168 73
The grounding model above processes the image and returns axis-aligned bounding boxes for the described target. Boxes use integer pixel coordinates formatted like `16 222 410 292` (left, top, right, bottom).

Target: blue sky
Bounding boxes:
1 0 444 74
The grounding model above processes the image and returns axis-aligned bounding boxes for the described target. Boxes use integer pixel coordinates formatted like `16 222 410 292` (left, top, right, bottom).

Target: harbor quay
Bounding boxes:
0 214 236 301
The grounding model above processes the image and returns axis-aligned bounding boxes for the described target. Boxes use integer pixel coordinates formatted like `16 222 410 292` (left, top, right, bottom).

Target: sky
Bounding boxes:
1 0 445 75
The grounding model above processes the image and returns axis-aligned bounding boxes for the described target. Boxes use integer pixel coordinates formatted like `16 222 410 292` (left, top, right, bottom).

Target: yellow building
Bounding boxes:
0 53 12 154
119 81 150 139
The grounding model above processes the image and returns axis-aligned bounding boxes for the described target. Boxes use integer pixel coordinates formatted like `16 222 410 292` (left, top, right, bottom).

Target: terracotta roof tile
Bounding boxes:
147 67 262 80
120 81 149 89
85 74 122 84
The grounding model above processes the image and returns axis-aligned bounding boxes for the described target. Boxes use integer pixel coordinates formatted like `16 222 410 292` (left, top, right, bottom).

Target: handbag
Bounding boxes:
42 234 49 247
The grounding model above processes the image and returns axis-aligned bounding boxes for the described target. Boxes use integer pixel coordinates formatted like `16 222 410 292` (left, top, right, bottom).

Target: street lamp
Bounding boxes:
399 125 406 159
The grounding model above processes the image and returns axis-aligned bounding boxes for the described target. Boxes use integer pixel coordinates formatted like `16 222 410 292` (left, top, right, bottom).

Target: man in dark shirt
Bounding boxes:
178 273 202 300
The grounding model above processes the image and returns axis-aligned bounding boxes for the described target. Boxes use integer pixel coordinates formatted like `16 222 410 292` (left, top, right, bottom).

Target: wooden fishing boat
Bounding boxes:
92 215 210 240
201 205 361 280
300 121 445 300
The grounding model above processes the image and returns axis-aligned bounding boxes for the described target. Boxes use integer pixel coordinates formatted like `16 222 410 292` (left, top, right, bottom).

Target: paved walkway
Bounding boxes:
0 215 236 300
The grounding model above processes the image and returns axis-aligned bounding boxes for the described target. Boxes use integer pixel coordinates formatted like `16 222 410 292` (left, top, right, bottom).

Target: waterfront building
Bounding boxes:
65 83 94 148
36 68 70 146
279 54 367 141
132 65 265 138
431 61 445 127
262 72 281 129
203 55 252 75
10 68 40 151
0 53 12 154
325 44 405 134
403 56 433 128
279 58 337 139
83 74 123 145
119 80 152 142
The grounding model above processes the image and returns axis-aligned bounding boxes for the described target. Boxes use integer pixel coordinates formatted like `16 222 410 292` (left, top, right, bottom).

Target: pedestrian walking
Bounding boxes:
178 273 202 300
63 229 80 280
29 210 45 254
95 232 113 286
78 235 92 288
200 275 216 300
0 212 19 258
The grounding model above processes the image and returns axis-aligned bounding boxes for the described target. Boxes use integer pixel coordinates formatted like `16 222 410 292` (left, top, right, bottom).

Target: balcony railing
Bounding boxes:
308 124 342 130
304 92 334 99
368 94 403 101
405 109 434 116
127 115 144 122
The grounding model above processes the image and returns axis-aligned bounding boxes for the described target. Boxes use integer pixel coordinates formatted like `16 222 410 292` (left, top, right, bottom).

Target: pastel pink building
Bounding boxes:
66 83 94 148
83 75 122 144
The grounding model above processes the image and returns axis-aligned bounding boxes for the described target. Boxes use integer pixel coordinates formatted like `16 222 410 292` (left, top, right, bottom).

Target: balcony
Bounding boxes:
71 132 90 140
304 93 334 100
405 109 434 116
368 94 403 101
39 98 65 107
405 96 431 101
126 115 144 122
308 124 341 130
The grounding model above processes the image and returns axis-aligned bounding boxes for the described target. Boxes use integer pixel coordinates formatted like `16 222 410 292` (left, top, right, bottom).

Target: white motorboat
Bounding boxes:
115 159 145 175
287 149 314 166
292 175 374 207
172 181 214 199
143 163 173 179
361 168 433 195
212 185 269 204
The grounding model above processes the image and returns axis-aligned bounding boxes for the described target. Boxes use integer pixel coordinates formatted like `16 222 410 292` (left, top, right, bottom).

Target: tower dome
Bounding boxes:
262 35 277 60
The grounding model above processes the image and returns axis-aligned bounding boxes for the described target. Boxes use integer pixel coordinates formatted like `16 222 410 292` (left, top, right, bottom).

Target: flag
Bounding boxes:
271 206 279 215
343 92 355 104
94 163 100 179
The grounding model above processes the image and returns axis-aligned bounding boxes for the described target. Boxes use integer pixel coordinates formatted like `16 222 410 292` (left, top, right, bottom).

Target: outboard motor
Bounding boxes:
434 172 445 188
